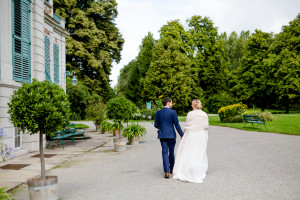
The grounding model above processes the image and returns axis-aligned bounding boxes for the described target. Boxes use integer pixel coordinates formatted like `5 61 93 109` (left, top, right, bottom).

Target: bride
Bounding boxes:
173 99 209 183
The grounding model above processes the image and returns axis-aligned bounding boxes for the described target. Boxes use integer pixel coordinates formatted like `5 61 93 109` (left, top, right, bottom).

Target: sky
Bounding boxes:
109 0 300 88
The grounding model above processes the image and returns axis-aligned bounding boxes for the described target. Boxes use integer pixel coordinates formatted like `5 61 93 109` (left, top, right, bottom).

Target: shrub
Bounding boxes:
122 123 146 141
242 110 275 121
66 78 90 120
218 102 248 123
100 120 112 133
85 102 106 131
207 92 237 113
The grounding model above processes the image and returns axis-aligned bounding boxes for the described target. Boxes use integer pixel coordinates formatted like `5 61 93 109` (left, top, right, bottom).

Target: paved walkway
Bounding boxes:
2 122 300 200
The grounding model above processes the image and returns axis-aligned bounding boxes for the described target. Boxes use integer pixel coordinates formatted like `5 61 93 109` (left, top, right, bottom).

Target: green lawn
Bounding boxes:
74 124 90 129
179 113 300 135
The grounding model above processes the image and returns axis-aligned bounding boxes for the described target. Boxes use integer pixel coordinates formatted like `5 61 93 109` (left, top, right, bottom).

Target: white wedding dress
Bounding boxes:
173 109 208 183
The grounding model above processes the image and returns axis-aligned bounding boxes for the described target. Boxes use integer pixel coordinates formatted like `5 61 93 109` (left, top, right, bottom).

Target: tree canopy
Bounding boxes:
54 0 124 101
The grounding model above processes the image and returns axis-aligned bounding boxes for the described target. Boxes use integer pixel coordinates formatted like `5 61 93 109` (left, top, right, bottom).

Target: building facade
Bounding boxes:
0 0 69 155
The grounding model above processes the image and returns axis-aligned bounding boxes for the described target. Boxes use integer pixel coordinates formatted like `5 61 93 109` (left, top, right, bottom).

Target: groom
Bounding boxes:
154 97 184 178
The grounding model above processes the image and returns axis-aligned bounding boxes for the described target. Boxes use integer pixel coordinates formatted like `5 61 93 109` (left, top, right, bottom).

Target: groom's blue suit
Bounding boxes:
154 107 184 173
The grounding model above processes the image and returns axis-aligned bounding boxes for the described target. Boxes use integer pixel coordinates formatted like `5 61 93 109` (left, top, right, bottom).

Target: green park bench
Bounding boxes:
243 115 266 127
47 127 87 150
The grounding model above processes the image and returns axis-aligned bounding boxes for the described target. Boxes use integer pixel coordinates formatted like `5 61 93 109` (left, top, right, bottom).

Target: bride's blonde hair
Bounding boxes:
192 99 202 109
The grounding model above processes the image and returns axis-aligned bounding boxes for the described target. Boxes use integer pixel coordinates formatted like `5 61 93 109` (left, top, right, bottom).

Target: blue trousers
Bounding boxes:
160 139 176 173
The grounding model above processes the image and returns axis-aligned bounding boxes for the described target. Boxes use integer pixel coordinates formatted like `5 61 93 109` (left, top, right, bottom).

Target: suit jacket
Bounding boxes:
154 107 184 139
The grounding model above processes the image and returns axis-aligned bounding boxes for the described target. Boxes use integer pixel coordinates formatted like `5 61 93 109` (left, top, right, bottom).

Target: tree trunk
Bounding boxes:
119 121 122 139
285 97 290 113
39 130 46 179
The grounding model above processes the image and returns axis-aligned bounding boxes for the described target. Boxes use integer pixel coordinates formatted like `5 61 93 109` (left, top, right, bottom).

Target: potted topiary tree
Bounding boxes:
106 97 134 151
8 79 71 200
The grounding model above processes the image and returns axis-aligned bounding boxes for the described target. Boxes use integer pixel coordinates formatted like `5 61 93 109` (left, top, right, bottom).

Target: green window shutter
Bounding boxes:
12 0 31 83
53 44 59 84
45 36 51 82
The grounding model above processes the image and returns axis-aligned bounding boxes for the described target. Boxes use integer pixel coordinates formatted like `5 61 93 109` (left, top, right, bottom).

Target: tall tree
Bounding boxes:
159 20 193 56
222 31 250 71
116 60 136 97
137 32 156 79
231 30 274 111
116 33 156 106
187 15 228 97
266 14 300 112
54 0 124 101
143 36 202 112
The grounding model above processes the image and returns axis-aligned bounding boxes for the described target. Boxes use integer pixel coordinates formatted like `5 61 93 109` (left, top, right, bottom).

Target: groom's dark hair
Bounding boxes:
162 97 172 106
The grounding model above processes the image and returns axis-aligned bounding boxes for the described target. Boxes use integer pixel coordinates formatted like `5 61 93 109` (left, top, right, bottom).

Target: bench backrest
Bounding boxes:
243 115 258 120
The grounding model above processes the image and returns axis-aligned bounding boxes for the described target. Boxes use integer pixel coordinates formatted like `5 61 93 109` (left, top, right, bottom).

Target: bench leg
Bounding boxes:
72 136 76 145
61 139 64 150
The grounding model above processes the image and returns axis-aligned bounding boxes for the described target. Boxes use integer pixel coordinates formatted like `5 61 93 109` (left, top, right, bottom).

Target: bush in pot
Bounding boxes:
106 97 134 151
100 120 112 134
123 123 146 145
7 79 71 199
111 122 121 136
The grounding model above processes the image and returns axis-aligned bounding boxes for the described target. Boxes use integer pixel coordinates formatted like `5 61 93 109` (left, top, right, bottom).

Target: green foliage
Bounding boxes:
111 122 122 130
265 13 300 113
53 0 124 101
85 102 106 126
66 78 90 120
187 15 228 97
143 35 202 112
106 97 134 122
122 123 146 141
100 120 112 132
230 30 275 110
221 31 250 71
0 187 11 200
218 102 248 122
8 79 71 135
206 92 237 113
117 33 156 106
73 124 90 129
242 110 275 121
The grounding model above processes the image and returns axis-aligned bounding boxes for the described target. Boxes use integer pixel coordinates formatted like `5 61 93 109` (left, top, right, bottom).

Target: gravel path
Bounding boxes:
11 122 300 200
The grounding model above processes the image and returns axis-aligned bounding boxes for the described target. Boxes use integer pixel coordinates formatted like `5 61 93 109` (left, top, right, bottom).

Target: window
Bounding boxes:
53 44 59 84
15 127 22 149
12 0 31 83
45 36 51 82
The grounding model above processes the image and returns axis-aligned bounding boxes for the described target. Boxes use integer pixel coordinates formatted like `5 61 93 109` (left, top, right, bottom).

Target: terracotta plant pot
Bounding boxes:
113 129 120 136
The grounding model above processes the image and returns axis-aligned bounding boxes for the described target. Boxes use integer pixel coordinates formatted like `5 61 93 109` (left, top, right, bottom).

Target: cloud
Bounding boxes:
110 0 300 88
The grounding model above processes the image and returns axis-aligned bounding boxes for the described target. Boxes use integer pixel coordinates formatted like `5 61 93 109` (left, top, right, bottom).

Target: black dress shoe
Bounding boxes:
164 173 169 178
170 171 173 174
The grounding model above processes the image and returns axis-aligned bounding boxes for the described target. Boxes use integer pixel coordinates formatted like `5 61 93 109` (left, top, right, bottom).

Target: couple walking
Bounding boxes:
154 97 209 183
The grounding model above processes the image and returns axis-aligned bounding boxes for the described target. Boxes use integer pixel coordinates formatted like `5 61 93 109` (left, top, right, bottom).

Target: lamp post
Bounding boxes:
65 71 77 86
